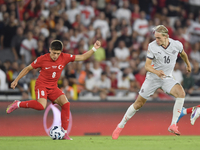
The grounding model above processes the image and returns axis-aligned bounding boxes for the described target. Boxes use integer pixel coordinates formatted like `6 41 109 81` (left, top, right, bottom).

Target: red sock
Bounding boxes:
61 102 70 131
19 100 44 110
187 105 200 114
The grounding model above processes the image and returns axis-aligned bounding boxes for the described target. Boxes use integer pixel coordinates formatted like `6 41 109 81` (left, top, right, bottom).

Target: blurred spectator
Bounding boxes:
115 1 131 24
11 26 25 61
32 40 48 60
190 42 200 64
129 79 140 93
75 62 87 93
66 0 80 24
83 71 98 96
106 29 117 60
93 11 109 39
187 18 200 44
96 72 111 100
90 60 102 80
104 2 113 21
182 71 195 96
78 0 95 27
108 71 118 96
131 4 140 24
62 77 74 101
118 73 130 90
0 68 8 90
13 63 29 92
191 60 200 89
115 22 132 48
0 4 7 21
127 79 140 99
114 40 130 69
123 67 135 81
64 63 76 86
24 0 41 20
7 61 19 86
0 13 17 49
172 62 183 84
91 0 100 17
166 0 181 27
188 0 200 14
117 73 130 96
20 31 38 65
133 11 149 43
135 64 146 87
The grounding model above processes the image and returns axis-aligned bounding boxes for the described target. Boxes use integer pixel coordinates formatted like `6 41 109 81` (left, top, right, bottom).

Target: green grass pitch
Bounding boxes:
0 136 200 150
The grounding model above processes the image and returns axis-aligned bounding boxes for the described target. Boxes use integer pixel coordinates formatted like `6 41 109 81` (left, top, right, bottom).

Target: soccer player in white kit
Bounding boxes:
112 25 191 139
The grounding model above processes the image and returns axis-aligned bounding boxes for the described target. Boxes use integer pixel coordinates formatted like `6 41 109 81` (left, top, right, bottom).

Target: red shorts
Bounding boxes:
35 85 65 102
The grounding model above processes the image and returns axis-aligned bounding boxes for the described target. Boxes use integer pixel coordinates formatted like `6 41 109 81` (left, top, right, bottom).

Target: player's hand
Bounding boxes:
94 40 101 49
156 70 166 79
11 80 18 89
186 65 191 73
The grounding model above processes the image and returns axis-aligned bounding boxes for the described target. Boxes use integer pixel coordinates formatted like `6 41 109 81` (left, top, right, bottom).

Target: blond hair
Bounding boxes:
154 25 169 37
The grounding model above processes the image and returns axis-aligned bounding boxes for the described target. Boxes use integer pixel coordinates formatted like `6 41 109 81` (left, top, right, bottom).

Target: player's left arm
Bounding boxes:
179 49 191 72
75 40 101 61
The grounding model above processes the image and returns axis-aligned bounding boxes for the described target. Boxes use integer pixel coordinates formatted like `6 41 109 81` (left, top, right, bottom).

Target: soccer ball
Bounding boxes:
49 126 65 140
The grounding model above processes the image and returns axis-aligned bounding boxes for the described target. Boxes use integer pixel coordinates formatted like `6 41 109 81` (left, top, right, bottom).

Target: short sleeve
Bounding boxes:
146 45 154 59
63 53 76 65
31 56 42 69
176 41 183 53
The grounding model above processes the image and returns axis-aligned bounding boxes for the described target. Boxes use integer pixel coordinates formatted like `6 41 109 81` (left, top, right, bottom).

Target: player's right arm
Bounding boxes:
11 64 34 89
145 57 166 79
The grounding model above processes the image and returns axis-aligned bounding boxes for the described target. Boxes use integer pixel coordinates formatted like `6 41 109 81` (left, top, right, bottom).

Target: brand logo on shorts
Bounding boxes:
141 89 144 93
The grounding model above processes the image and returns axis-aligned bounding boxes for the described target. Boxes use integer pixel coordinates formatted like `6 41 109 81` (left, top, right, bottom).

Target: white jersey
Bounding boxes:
146 38 183 79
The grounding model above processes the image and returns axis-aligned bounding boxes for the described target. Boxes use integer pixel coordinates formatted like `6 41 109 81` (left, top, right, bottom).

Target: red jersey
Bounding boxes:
31 53 75 88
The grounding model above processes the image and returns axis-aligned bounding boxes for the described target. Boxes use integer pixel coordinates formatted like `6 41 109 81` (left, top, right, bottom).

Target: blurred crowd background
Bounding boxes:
0 0 200 101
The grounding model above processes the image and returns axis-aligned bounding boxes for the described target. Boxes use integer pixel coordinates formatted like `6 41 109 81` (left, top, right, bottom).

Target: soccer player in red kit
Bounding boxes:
6 40 101 140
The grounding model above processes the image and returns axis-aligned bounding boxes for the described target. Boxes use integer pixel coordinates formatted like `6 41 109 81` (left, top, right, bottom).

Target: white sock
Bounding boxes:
118 104 138 128
171 98 185 125
17 101 21 108
183 108 187 115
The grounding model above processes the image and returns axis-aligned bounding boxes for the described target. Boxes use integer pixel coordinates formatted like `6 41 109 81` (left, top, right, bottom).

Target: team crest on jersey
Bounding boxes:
58 65 64 69
34 59 37 64
172 50 176 54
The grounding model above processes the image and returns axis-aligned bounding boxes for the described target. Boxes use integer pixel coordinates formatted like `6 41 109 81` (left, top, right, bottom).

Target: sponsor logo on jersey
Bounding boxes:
34 59 37 64
158 52 161 54
52 66 57 69
45 67 51 69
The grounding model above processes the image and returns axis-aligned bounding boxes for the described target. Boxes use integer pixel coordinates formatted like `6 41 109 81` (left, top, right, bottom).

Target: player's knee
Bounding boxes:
134 101 144 109
177 90 185 98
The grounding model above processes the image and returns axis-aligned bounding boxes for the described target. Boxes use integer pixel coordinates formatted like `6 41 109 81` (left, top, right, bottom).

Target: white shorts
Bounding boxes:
139 76 179 99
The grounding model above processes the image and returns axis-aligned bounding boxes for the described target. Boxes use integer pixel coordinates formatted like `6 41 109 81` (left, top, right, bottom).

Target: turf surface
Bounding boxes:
0 136 200 150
